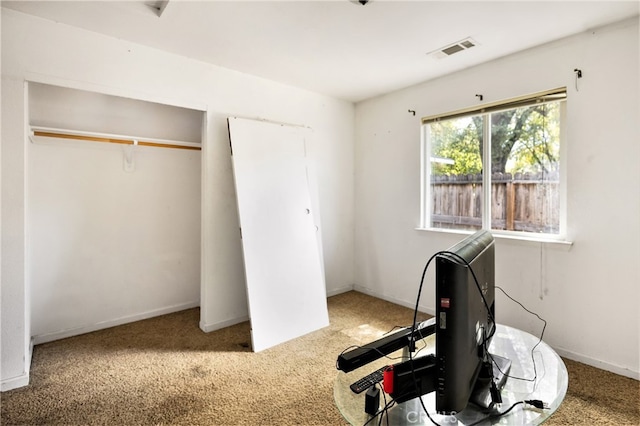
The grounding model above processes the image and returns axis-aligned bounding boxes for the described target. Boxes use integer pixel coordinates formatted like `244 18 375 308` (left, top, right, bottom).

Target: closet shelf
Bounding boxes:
30 126 202 151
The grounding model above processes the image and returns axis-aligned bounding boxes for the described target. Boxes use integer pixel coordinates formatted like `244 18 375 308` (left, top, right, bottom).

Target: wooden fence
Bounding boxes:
430 172 559 233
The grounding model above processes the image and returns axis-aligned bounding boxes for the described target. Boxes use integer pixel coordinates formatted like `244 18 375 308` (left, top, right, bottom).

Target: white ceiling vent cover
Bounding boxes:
429 37 478 59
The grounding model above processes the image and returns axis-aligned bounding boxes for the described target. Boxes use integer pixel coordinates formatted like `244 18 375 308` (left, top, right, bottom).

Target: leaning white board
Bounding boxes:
228 117 329 352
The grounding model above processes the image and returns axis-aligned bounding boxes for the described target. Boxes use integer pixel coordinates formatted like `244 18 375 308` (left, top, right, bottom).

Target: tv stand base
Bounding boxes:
470 354 512 409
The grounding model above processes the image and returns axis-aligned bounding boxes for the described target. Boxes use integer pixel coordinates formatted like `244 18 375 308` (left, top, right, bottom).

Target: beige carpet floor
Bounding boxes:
1 291 638 425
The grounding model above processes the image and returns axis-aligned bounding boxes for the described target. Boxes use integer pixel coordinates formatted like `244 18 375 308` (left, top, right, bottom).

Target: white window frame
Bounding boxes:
419 88 569 244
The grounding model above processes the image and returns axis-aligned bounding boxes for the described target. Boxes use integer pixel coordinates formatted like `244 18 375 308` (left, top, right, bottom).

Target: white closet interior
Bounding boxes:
28 82 204 343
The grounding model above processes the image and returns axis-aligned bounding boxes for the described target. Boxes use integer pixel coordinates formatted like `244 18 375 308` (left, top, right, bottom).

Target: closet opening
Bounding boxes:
27 82 204 344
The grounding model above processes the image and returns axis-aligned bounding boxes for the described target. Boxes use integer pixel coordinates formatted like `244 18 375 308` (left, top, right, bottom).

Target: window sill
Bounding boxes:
415 227 573 250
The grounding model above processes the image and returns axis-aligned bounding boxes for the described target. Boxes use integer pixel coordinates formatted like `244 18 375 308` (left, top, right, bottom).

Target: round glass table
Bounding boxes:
334 324 568 425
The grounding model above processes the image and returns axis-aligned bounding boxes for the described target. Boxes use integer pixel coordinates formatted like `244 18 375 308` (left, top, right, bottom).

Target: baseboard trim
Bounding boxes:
353 285 435 316
1 339 35 392
553 346 640 380
1 337 33 392
326 284 355 297
32 301 200 345
1 371 30 392
200 315 249 333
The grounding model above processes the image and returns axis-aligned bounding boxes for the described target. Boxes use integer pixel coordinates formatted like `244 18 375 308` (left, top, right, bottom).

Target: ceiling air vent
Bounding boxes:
429 37 478 59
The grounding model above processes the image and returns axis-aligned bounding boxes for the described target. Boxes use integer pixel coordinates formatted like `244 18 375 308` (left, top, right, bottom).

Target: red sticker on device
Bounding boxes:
440 298 450 308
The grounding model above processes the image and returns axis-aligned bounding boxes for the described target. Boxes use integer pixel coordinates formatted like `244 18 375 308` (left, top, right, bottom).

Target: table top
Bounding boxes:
334 324 568 425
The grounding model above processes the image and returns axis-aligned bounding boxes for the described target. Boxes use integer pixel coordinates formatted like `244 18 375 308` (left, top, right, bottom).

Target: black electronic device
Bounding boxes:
337 230 510 416
435 229 498 414
349 365 388 394
385 354 437 403
336 317 436 373
364 386 380 415
469 355 511 409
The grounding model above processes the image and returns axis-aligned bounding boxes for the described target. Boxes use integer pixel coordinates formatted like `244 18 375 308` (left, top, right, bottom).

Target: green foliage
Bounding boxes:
507 103 560 174
429 118 482 175
429 102 561 176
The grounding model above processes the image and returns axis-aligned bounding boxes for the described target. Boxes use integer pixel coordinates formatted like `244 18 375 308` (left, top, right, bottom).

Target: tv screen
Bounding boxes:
435 230 496 414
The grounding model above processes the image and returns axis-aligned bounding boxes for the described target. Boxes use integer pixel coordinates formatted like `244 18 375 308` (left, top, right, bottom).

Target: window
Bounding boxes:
421 88 566 238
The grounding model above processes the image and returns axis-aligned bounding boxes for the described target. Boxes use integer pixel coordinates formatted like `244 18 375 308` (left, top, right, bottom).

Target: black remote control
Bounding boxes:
349 365 389 394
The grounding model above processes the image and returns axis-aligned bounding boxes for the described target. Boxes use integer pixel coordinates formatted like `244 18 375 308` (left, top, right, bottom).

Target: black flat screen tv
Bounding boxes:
435 229 496 414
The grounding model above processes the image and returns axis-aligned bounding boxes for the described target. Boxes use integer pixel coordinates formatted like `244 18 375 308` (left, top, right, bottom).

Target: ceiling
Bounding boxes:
3 1 639 102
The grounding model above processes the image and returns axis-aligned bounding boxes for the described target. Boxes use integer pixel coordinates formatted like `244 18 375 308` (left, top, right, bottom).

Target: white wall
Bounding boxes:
29 139 202 342
1 8 355 389
354 18 639 379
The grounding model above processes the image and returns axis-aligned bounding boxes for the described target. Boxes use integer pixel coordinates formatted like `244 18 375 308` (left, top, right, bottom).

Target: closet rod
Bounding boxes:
30 126 202 151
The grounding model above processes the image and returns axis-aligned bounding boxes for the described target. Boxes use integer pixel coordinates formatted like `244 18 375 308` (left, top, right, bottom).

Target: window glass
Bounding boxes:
424 98 563 237
428 116 483 231
490 103 560 233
